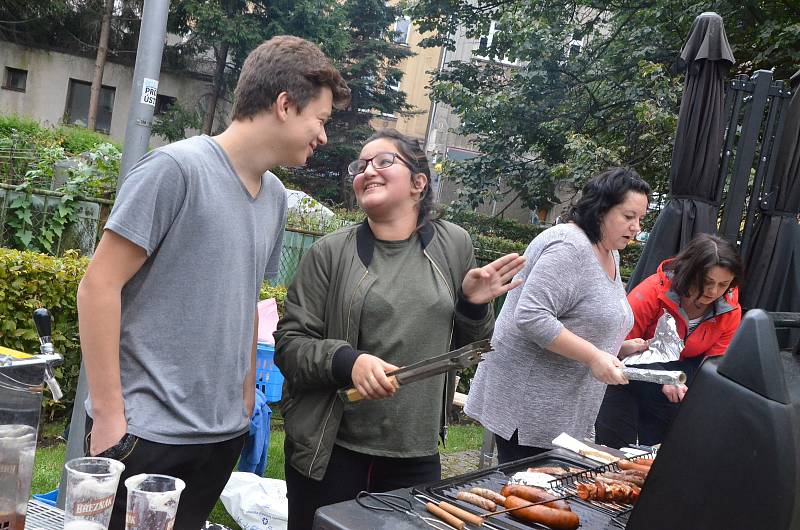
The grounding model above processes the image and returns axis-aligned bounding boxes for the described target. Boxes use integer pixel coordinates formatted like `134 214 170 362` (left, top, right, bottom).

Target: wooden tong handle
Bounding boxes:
343 375 398 402
426 502 465 530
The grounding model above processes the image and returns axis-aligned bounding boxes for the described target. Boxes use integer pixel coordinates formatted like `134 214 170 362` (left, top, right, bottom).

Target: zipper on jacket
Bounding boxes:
424 249 454 300
424 248 456 447
309 397 336 476
346 269 370 342
309 270 369 476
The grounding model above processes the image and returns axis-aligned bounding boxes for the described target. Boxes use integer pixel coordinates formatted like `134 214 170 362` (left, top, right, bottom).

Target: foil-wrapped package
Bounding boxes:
622 367 687 385
623 309 684 366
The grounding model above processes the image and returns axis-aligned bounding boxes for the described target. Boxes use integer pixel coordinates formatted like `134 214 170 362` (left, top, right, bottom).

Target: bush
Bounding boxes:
0 248 87 419
0 115 50 139
53 125 121 155
442 208 546 243
260 283 288 318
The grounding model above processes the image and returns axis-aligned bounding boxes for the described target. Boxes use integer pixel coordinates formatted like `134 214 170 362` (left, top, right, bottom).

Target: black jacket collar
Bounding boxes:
356 219 434 268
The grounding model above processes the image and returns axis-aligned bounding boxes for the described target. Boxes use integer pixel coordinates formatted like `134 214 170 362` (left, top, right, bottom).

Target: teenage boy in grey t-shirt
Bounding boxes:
77 35 350 530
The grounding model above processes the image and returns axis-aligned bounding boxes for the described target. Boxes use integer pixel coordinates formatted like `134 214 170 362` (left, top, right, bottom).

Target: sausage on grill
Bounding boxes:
500 484 571 511
469 487 506 505
504 495 580 530
600 471 645 488
456 491 496 511
616 459 651 474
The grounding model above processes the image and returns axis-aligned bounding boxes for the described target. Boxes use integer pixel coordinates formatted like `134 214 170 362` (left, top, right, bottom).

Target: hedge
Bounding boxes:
0 248 87 419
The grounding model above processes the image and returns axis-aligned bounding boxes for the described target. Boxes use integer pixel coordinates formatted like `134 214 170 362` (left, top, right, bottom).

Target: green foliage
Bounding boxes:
151 102 202 143
0 1 144 67
5 142 120 254
259 283 288 318
408 0 800 211
0 248 87 419
0 115 46 138
54 125 121 155
442 208 544 243
0 116 121 157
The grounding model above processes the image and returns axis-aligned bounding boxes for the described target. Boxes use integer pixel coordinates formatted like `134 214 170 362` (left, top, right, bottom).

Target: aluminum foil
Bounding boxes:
623 309 684 366
623 367 687 385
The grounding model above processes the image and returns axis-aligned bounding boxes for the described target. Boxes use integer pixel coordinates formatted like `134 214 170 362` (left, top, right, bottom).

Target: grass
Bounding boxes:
32 418 483 529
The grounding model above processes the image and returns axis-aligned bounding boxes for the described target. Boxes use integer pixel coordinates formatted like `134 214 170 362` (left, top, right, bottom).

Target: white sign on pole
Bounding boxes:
141 78 159 106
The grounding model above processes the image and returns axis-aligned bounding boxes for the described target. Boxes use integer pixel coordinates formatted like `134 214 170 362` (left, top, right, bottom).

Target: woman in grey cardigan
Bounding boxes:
465 167 651 463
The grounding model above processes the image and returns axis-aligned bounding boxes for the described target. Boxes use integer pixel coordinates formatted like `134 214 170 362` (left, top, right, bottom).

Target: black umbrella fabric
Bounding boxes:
741 69 800 317
627 12 735 290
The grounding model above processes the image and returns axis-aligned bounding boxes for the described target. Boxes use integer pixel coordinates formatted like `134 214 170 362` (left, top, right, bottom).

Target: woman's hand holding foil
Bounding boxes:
619 338 650 359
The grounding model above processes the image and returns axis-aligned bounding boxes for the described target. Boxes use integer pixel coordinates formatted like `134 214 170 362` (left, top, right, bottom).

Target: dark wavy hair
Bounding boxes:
665 233 743 299
365 129 437 226
566 167 652 244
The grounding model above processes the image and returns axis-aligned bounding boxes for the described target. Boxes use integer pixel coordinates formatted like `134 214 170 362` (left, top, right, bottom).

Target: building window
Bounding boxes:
476 21 519 65
393 16 411 45
569 30 584 57
64 79 115 134
3 67 27 92
155 94 176 115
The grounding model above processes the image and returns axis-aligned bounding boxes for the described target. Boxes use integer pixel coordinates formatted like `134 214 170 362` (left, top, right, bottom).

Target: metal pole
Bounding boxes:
57 0 170 508
118 0 170 188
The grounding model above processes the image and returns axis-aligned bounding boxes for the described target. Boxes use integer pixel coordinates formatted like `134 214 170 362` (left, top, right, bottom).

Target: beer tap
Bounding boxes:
33 308 63 401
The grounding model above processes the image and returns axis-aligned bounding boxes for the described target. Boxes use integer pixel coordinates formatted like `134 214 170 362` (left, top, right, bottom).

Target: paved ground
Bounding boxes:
441 449 495 478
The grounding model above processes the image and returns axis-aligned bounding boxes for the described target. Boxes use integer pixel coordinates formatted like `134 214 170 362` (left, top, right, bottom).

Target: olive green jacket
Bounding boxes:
274 219 494 480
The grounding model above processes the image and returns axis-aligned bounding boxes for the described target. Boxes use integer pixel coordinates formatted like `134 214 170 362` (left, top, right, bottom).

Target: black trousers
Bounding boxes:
285 442 441 530
494 430 548 465
594 381 680 448
85 418 246 530
594 358 702 449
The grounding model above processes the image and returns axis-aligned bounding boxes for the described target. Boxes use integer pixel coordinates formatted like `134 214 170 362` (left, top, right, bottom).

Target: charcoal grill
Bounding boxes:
414 448 646 529
416 309 800 530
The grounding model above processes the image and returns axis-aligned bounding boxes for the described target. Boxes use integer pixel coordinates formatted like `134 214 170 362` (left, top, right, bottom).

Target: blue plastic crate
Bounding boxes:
256 343 284 403
32 488 59 507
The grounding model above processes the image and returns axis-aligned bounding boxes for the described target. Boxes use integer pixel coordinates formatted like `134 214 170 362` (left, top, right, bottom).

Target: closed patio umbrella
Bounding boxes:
627 12 735 290
741 69 800 317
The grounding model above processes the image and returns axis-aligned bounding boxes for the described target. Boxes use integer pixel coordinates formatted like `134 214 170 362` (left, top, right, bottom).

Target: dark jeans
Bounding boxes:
594 381 680 448
494 430 548 465
594 358 702 449
85 417 246 530
285 442 441 530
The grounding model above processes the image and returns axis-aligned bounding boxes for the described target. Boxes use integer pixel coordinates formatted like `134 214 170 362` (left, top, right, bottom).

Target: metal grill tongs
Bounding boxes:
339 339 492 403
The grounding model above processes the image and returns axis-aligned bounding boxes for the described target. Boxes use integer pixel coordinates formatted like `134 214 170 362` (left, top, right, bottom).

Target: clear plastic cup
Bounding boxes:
124 474 185 530
63 457 125 530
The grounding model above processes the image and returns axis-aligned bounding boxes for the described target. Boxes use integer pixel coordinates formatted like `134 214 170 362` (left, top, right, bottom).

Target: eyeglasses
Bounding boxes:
347 152 416 176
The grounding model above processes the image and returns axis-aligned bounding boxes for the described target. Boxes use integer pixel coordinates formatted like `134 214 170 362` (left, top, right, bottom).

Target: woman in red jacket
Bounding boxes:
595 233 743 448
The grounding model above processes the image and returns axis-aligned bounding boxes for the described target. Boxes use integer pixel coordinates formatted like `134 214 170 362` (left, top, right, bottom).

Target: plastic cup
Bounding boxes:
63 457 125 530
124 474 185 530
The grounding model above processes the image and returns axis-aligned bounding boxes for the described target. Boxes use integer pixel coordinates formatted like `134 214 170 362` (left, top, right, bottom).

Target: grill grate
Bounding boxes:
24 499 64 529
415 449 656 530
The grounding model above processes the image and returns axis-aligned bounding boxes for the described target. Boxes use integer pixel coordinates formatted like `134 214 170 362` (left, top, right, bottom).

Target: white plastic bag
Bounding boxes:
220 472 288 530
257 298 279 345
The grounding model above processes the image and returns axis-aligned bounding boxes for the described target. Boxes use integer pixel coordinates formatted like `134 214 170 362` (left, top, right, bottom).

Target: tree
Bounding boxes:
299 0 416 207
169 0 270 134
87 0 115 131
407 0 800 212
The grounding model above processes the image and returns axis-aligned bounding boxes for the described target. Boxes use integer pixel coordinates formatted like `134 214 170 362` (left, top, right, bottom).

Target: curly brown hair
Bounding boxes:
232 35 351 121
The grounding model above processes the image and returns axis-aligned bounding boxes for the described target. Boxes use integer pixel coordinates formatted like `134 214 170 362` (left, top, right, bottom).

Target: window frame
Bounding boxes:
64 78 116 134
393 16 412 46
3 67 27 92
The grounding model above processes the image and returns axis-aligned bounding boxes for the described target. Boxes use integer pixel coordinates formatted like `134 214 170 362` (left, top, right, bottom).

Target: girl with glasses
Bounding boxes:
274 129 526 529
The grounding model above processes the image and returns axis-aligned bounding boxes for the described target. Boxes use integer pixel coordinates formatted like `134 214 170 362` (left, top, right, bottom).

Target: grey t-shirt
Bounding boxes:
336 234 453 457
465 223 633 448
86 135 287 444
